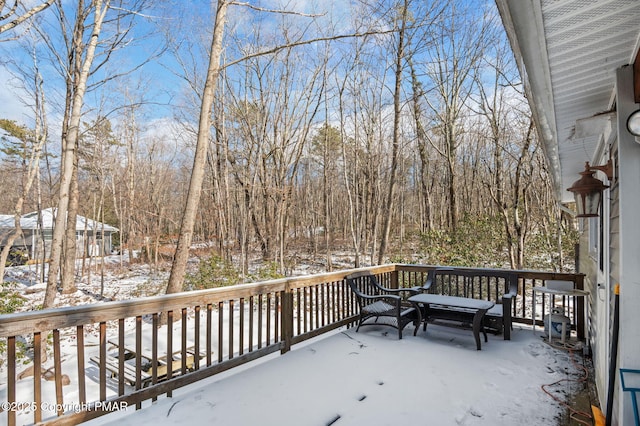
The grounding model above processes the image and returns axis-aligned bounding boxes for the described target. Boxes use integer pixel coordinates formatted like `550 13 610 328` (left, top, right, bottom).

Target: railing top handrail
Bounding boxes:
394 264 584 280
0 280 280 337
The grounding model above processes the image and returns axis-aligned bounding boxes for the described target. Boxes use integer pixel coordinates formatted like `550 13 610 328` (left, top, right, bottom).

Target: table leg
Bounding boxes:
472 309 489 350
548 296 553 343
411 301 423 336
532 289 536 334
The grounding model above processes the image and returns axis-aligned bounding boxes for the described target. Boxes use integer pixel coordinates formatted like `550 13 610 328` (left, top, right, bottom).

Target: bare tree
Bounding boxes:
165 0 230 294
41 0 158 305
165 0 399 290
473 23 540 270
0 38 48 282
43 0 111 307
377 0 409 264
0 116 47 282
420 1 488 232
409 60 435 232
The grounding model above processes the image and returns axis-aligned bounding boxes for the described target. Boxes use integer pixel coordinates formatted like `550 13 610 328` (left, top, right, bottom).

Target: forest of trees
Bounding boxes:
0 0 577 307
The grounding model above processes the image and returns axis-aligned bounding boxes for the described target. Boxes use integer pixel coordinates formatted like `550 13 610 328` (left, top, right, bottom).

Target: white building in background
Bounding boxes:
0 208 118 263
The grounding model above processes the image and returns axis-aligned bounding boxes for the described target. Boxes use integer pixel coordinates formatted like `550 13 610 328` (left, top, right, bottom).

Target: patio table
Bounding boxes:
532 286 589 344
408 294 494 350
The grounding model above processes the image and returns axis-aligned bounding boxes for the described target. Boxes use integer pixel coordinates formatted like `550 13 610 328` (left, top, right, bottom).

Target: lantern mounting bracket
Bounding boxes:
587 159 613 180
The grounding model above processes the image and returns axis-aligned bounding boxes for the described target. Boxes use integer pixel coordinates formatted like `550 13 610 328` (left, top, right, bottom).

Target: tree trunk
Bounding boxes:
44 0 109 308
61 161 79 294
166 0 229 294
378 0 408 264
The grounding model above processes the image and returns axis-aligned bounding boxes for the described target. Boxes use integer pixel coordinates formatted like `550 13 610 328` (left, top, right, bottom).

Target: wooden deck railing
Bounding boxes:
0 264 584 425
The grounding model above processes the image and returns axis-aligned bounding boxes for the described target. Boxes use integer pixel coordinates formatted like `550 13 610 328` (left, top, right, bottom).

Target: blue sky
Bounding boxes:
0 0 508 148
0 0 352 133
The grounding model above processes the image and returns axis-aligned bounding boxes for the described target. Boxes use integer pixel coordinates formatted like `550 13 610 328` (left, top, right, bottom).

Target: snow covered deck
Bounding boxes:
87 324 587 426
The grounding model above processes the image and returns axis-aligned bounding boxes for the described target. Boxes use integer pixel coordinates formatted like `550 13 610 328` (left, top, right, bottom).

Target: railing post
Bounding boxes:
281 282 293 354
390 269 399 289
575 274 586 339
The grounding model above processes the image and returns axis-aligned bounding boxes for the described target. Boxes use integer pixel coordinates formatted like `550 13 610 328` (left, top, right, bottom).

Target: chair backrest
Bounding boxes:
546 280 574 291
423 267 518 299
345 271 378 297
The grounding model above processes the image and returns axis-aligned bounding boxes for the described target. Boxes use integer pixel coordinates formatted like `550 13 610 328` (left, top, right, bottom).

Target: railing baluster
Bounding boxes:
53 329 63 416
135 315 142 408
194 305 201 369
166 310 173 397
152 313 159 398
303 287 308 333
239 298 245 356
274 293 280 342
181 308 188 375
218 302 223 362
333 283 338 323
207 303 213 365
76 325 86 405
320 284 325 327
33 331 42 423
249 296 254 352
117 318 125 396
98 322 107 402
314 285 319 329
266 293 271 346
257 295 263 349
7 336 16 426
228 300 234 360
296 289 301 335
281 289 292 353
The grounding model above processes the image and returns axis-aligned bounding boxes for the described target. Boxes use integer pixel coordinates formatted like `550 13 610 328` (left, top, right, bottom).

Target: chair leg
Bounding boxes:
503 318 511 340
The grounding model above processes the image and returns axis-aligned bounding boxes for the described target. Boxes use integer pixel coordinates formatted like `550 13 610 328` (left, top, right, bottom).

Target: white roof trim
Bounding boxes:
0 208 119 232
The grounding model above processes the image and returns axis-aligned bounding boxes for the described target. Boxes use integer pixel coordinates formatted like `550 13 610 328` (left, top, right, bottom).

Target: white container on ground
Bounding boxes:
543 309 571 340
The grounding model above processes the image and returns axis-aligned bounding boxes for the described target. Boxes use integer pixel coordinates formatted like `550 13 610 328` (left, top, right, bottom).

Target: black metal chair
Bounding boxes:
345 271 418 339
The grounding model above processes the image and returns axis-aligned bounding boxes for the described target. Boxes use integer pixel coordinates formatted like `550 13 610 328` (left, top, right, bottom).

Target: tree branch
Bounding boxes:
0 0 55 35
222 27 404 70
230 1 324 18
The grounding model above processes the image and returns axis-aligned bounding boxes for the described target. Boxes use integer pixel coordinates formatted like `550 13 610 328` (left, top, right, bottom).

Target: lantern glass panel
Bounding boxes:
574 190 601 218
584 190 602 217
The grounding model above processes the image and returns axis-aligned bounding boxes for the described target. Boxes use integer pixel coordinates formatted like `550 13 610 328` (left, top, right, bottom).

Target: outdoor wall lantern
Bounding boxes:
566 160 613 218
628 108 640 137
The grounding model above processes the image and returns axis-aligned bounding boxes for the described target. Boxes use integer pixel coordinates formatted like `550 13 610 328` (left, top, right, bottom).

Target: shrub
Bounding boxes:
184 255 242 291
0 288 26 314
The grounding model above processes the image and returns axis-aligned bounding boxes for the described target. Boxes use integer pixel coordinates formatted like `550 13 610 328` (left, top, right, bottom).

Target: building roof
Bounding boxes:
495 0 640 202
0 208 118 232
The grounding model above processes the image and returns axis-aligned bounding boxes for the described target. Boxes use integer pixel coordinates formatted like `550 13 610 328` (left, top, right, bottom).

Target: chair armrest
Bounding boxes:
379 287 420 299
502 273 518 300
411 271 435 293
502 291 517 300
358 293 402 304
412 281 432 293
